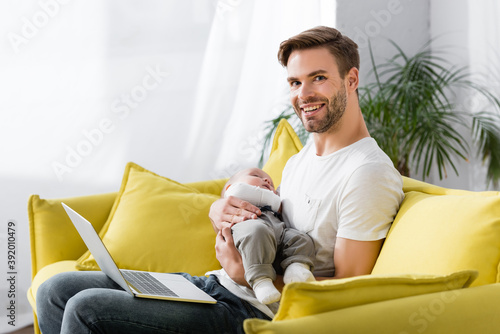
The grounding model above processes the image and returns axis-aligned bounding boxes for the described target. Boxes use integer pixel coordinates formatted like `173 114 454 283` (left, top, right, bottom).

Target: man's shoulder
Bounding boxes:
347 138 394 166
343 139 403 191
349 161 402 185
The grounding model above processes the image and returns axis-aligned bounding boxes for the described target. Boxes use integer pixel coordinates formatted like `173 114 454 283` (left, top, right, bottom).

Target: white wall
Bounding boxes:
336 0 430 88
428 0 473 190
336 0 500 191
430 0 500 191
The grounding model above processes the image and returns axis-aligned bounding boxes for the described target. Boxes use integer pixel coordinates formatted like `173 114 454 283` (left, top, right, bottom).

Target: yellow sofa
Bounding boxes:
28 119 500 333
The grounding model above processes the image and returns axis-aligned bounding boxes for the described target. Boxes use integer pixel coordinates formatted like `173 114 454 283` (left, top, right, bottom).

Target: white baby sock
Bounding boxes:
283 263 316 284
253 277 281 304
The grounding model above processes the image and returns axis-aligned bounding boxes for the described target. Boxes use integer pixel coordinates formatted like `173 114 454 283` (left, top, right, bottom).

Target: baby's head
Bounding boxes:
222 168 276 197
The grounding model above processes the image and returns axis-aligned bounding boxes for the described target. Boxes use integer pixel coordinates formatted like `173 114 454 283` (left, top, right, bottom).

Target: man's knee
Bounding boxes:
37 272 71 307
37 271 116 313
64 289 120 327
65 290 92 317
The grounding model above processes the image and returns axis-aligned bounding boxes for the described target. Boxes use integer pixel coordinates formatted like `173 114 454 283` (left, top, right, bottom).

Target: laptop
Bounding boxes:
62 203 216 304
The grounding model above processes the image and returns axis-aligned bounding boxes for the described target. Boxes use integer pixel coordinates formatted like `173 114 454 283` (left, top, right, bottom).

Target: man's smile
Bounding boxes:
300 103 325 117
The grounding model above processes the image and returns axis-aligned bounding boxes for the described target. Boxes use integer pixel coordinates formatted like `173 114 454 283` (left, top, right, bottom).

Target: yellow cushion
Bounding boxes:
273 270 477 321
263 118 303 187
76 162 222 275
185 179 227 197
28 192 117 277
245 282 500 334
372 187 500 286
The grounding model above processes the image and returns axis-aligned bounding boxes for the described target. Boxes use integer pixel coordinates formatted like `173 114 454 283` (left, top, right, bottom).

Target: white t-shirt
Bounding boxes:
208 137 403 317
280 137 404 277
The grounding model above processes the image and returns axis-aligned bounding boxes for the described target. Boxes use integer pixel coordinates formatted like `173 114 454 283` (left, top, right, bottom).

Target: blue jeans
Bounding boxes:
37 271 271 334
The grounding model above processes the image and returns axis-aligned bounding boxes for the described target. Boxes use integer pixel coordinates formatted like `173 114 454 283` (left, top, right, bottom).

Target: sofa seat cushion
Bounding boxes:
244 283 500 334
373 179 500 286
273 270 477 321
27 260 78 312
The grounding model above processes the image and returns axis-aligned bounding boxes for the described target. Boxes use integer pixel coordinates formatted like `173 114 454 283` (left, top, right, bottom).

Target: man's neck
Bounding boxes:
313 107 370 156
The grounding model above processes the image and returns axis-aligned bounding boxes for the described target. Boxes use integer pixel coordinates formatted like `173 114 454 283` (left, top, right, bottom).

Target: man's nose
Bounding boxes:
298 82 315 101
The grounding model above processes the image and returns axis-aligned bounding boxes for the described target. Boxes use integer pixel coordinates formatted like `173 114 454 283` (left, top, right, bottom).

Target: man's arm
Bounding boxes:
215 226 249 287
315 237 384 281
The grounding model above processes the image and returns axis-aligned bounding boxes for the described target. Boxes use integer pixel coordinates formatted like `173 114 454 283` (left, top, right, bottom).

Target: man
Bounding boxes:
210 26 403 284
37 26 403 334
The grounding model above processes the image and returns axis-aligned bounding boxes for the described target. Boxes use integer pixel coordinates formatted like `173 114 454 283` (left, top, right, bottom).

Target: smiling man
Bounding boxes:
211 26 404 285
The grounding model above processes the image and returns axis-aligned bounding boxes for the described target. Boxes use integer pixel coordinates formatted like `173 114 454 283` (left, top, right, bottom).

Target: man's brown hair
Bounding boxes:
277 26 360 78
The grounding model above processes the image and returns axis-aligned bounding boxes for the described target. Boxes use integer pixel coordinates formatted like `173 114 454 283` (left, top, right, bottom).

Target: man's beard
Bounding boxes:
294 83 347 134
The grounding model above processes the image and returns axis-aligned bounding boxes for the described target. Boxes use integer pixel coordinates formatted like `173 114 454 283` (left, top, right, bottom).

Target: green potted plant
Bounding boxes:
260 40 500 188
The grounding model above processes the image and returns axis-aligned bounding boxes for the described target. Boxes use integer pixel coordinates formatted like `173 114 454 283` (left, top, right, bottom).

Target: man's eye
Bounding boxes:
290 81 300 87
314 75 326 81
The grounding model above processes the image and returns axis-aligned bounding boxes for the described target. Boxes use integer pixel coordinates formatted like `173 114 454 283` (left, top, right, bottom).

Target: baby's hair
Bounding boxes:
221 170 244 198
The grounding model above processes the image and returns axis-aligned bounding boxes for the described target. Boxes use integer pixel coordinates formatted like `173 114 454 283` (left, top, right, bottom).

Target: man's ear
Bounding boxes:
346 67 359 93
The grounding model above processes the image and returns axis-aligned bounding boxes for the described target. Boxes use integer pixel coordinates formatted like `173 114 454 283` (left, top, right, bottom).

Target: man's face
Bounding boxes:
286 47 347 134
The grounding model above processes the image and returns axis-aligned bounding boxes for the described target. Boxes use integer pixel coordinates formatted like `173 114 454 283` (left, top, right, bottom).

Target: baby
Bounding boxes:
223 168 315 304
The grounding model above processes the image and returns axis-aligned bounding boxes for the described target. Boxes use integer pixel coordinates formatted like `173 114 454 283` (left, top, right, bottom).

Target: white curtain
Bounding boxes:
0 1 334 331
184 0 336 181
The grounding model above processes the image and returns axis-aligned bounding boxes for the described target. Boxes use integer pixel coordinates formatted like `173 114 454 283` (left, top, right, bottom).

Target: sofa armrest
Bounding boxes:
28 192 117 279
244 283 500 333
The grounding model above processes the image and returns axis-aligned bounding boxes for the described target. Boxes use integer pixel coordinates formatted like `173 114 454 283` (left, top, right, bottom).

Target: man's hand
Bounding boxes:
209 196 261 232
209 196 261 286
215 226 249 287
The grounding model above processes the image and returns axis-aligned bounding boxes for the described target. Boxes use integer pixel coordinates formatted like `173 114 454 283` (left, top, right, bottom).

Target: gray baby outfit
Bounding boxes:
231 207 315 287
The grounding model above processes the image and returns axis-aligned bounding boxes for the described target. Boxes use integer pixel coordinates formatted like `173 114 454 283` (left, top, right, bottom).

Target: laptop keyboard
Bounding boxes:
121 271 178 297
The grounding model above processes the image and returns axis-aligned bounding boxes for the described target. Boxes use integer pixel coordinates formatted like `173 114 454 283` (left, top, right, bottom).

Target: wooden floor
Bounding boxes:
11 325 34 334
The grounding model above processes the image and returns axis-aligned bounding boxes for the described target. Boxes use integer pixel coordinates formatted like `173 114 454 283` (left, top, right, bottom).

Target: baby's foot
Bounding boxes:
283 263 315 284
253 277 281 304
